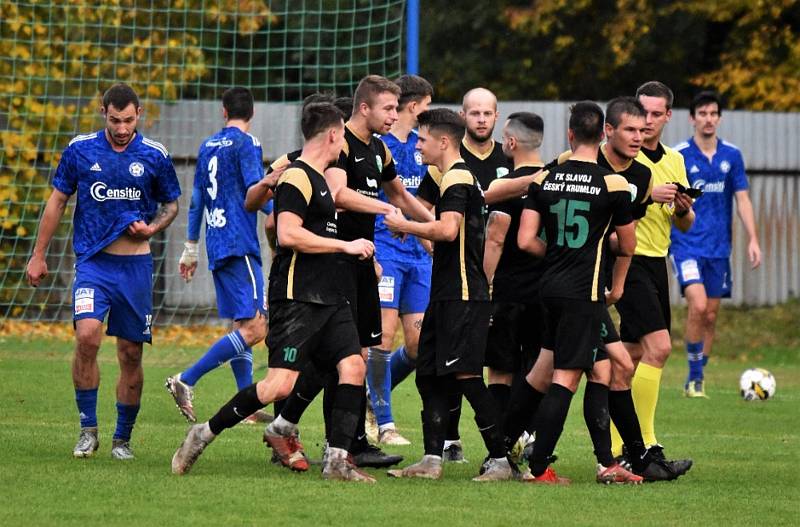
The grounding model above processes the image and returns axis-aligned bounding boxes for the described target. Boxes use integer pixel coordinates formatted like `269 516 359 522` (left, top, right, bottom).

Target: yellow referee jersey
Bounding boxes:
634 143 689 257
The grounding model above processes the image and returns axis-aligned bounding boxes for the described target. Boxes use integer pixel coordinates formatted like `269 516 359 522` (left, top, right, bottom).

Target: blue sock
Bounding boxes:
686 341 704 382
113 402 140 441
75 388 98 428
181 330 247 386
390 346 416 390
702 355 709 367
367 348 393 427
230 347 254 390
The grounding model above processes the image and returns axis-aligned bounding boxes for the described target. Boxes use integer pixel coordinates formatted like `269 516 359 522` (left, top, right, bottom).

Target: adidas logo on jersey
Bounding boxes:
90 163 102 172
690 165 700 174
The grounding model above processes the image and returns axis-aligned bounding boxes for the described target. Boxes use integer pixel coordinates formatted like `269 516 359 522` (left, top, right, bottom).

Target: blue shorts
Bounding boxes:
212 255 267 320
377 258 431 314
73 252 153 343
671 254 732 298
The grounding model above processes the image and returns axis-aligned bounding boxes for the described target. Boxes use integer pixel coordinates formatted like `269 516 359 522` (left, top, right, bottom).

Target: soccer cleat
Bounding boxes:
243 410 274 425
111 439 135 460
171 424 215 475
165 375 196 422
387 455 443 480
365 400 379 444
322 454 376 483
73 427 99 458
473 457 516 482
263 429 309 472
521 466 571 485
684 379 708 398
379 428 411 446
442 440 468 463
596 463 643 485
352 444 403 468
640 444 693 480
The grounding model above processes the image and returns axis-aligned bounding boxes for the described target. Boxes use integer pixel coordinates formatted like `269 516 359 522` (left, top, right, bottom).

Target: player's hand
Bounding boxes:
374 259 383 282
673 192 693 213
383 208 406 233
605 287 623 305
127 220 155 240
179 241 200 282
344 239 375 260
651 183 678 204
26 255 48 287
748 239 762 269
421 238 434 256
264 166 284 189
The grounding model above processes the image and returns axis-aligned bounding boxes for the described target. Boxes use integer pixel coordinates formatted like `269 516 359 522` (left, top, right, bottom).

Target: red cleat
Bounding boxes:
521 466 571 485
263 430 309 472
596 463 644 485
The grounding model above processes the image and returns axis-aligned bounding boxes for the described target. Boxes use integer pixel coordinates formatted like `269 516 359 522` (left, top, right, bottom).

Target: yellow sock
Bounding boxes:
610 420 624 457
631 362 663 447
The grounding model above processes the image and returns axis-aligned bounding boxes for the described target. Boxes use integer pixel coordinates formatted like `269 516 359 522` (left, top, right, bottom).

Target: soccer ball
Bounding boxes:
739 368 776 401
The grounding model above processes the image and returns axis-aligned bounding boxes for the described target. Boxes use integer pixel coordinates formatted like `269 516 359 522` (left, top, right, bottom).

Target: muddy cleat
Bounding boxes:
473 457 516 482
352 444 403 468
684 379 708 399
171 424 215 475
521 466 571 485
243 410 274 425
111 439 135 460
165 375 196 422
379 428 411 446
596 463 643 485
322 449 376 483
387 455 443 480
442 440 467 463
263 429 309 472
73 427 99 458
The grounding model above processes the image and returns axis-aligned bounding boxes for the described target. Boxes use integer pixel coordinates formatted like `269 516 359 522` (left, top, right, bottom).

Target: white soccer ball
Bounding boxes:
739 368 776 401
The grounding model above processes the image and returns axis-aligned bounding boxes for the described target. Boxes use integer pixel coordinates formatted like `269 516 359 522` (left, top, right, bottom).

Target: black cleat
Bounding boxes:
633 444 693 482
351 444 403 468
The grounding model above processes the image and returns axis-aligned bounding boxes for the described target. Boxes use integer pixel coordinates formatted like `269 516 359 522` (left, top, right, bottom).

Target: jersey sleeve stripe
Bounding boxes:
68 132 98 146
440 169 474 194
533 170 549 184
270 154 290 172
604 174 629 192
279 167 313 204
247 133 261 147
427 165 444 186
673 141 690 151
591 220 613 302
142 138 169 158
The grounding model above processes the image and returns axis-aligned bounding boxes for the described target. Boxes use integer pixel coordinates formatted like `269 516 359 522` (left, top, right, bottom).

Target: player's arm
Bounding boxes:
483 171 540 204
382 178 435 222
517 208 546 258
383 208 462 242
606 254 631 305
483 210 510 283
245 175 277 212
128 199 180 239
180 183 203 282
735 190 761 268
26 189 70 287
323 166 395 215
277 210 373 259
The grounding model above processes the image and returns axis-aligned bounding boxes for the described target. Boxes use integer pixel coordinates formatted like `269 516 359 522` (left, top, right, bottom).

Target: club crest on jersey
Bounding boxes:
628 183 638 202
129 162 145 177
496 167 509 179
414 151 423 165
719 160 731 173
375 155 383 173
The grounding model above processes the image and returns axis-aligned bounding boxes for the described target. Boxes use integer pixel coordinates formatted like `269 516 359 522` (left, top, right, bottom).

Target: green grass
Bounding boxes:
1 303 799 526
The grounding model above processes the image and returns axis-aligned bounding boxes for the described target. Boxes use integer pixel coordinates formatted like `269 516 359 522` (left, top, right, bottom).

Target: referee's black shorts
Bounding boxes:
615 255 671 343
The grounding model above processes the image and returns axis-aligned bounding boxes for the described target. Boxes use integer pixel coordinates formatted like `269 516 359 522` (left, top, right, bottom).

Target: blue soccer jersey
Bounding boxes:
52 131 181 264
374 130 431 263
187 127 264 270
671 137 749 258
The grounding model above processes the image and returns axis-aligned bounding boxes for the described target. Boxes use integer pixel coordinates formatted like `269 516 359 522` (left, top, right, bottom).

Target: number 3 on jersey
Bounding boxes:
204 155 227 228
550 199 590 248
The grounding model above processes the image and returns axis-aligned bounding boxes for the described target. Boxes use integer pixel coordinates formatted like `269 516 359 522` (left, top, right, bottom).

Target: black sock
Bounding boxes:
416 374 450 456
322 381 336 441
328 383 363 452
460 377 505 459
530 383 574 477
348 385 369 453
487 383 512 419
608 389 647 466
446 388 462 441
583 381 615 467
273 398 286 417
503 379 545 450
281 369 325 424
208 383 264 435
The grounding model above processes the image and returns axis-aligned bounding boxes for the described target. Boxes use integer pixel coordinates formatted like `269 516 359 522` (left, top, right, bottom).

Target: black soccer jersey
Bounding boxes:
461 139 512 191
524 159 633 302
487 164 545 303
269 159 341 305
336 124 397 242
598 144 652 220
267 149 301 174
431 160 490 302
417 165 443 206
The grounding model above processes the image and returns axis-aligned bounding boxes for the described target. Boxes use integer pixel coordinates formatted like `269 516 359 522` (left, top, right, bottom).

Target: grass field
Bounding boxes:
2 302 798 526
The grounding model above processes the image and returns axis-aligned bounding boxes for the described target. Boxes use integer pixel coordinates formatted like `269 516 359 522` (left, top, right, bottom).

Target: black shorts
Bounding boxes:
267 300 361 372
485 301 543 374
417 300 491 377
541 297 603 371
616 256 671 342
594 307 620 362
338 256 382 347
